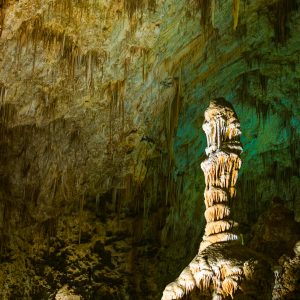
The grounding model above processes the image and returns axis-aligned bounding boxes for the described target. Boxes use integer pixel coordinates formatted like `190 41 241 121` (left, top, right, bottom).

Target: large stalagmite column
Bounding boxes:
162 98 273 300
199 99 243 252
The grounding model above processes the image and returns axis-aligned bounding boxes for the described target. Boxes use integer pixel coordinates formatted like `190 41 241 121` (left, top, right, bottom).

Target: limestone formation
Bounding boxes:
162 98 273 300
272 240 300 299
55 286 81 300
199 99 242 252
0 1 299 299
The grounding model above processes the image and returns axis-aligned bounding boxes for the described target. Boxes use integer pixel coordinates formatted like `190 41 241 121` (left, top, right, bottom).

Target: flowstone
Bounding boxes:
162 99 274 300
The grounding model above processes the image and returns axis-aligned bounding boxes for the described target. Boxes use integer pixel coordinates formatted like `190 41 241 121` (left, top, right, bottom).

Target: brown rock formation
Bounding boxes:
162 99 273 300
199 99 242 252
272 241 300 299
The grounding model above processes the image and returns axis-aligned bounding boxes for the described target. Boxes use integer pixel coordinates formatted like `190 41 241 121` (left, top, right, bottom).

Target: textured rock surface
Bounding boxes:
0 0 300 299
162 99 274 300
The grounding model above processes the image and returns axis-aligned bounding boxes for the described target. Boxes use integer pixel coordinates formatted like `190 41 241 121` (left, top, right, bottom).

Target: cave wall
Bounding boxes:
0 0 300 299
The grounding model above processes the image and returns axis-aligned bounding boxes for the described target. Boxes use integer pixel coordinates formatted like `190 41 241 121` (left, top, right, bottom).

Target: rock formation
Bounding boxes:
272 241 300 299
200 99 242 252
0 1 300 298
162 98 273 300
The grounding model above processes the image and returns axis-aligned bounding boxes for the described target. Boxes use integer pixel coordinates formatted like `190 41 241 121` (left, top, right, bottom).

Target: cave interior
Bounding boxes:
0 0 300 299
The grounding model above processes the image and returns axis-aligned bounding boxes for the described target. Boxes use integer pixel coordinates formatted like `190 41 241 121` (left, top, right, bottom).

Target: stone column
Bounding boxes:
162 98 273 300
199 99 243 251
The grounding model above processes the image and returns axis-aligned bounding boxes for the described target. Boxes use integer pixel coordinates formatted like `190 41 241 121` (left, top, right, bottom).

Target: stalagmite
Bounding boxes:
200 100 243 251
161 98 273 300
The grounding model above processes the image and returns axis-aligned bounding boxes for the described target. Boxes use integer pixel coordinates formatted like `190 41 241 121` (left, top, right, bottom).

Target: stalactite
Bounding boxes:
192 0 212 31
204 204 231 222
124 0 143 18
211 0 216 27
84 50 101 91
0 0 8 37
16 15 107 90
232 0 240 30
0 103 15 126
0 84 6 104
204 187 228 207
129 45 150 82
124 0 156 18
123 57 131 79
142 48 149 82
164 77 182 165
50 0 92 20
106 80 126 154
270 0 298 45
